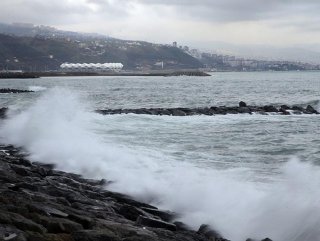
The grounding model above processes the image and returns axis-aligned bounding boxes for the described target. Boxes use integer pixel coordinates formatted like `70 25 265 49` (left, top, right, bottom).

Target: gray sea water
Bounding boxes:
0 71 320 241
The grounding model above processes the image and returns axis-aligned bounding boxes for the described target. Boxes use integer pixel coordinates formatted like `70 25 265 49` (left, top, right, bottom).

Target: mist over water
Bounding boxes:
1 88 320 241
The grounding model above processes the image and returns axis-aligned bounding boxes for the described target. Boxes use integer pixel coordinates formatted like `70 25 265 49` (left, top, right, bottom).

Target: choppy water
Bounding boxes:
0 72 320 241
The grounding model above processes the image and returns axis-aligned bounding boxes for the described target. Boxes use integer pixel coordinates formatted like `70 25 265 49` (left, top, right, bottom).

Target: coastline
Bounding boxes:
0 70 210 79
0 144 232 241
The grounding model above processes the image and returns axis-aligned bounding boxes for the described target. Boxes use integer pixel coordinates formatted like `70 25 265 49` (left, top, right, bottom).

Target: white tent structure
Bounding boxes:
60 63 124 72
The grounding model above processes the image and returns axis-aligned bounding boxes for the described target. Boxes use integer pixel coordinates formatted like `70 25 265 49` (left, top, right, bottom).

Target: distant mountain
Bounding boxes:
0 25 203 71
0 22 108 40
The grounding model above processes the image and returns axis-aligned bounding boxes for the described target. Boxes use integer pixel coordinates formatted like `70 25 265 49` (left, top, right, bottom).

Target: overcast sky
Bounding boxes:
1 0 320 50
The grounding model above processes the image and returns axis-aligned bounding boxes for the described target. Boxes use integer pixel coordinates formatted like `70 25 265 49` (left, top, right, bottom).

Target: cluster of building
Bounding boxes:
60 63 123 72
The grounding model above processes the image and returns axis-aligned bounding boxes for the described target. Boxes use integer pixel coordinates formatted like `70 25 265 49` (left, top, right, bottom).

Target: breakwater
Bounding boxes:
0 73 39 79
97 102 319 116
36 70 211 77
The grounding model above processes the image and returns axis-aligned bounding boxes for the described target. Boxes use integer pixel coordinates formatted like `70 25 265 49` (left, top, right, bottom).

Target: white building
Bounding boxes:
60 63 124 72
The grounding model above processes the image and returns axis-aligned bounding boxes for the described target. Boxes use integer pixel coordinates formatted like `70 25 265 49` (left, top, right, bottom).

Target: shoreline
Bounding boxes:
0 143 274 241
0 70 210 79
0 144 232 241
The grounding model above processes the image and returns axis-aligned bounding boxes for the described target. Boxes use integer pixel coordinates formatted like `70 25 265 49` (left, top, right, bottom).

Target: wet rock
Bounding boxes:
238 107 251 114
0 225 26 241
280 105 290 110
136 215 177 231
263 105 278 113
73 229 121 241
26 232 73 241
306 105 318 114
198 224 227 241
68 214 93 229
0 107 8 119
35 215 83 233
292 105 304 111
170 109 187 116
261 238 273 241
117 204 150 222
27 204 68 218
0 89 33 94
141 207 176 222
0 211 46 233
173 221 190 231
239 101 247 107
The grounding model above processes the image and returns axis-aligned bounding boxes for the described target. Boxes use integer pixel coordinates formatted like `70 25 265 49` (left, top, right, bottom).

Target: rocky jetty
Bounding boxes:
97 102 319 116
165 71 211 77
0 73 39 79
0 88 34 94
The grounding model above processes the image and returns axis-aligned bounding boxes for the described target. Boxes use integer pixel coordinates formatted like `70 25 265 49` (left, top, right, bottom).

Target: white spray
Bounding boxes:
1 89 320 241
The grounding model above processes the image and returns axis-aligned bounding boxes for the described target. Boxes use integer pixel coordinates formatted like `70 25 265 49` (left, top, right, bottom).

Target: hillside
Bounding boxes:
0 33 203 71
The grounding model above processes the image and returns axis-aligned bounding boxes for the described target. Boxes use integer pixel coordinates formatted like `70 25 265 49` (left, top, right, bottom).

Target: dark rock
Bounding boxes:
0 89 34 94
239 101 247 107
159 109 171 116
117 204 147 221
263 105 278 113
136 216 177 231
36 215 83 233
306 105 318 114
68 214 93 229
0 107 8 119
73 229 121 241
279 108 290 115
0 225 26 241
26 232 73 241
169 109 187 116
261 238 273 241
173 221 190 231
280 105 290 110
238 107 251 114
141 207 176 222
27 204 69 218
0 211 46 233
198 224 225 240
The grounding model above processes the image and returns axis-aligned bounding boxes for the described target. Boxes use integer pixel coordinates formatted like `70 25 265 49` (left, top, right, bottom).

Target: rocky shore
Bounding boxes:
0 144 274 241
97 102 319 116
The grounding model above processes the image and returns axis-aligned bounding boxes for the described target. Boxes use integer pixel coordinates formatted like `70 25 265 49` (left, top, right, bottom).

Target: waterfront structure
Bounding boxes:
60 63 124 72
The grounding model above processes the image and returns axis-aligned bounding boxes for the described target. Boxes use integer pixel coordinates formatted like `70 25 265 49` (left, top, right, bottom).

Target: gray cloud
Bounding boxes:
1 0 320 49
1 0 320 25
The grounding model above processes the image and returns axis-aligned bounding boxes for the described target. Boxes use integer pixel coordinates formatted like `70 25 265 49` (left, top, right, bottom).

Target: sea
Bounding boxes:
0 71 320 241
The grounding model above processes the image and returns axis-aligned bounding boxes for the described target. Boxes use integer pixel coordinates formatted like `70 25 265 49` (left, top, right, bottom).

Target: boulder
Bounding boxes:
141 207 176 222
263 105 278 113
239 101 247 107
169 109 187 116
198 224 223 240
0 107 8 119
136 216 177 231
73 229 121 241
306 105 318 114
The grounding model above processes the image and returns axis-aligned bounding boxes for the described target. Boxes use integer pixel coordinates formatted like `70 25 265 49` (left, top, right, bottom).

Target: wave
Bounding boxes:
28 86 47 92
1 88 320 241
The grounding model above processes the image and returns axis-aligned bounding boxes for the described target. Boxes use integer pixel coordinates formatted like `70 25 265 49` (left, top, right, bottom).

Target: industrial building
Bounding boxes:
60 63 123 72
